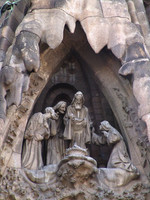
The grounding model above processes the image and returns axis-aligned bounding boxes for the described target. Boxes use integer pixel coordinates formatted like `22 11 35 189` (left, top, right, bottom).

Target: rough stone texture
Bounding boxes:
0 41 70 175
0 0 30 66
145 3 150 23
0 146 150 200
119 60 150 141
133 0 150 51
0 0 150 200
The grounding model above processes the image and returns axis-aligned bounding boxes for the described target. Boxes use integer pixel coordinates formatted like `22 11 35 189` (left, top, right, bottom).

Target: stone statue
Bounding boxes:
99 121 138 172
64 91 91 149
22 107 57 170
92 121 139 187
47 101 67 165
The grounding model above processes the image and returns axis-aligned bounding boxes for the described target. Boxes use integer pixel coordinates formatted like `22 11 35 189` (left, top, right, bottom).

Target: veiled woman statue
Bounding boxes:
46 101 67 165
22 107 57 170
99 121 138 172
92 120 139 187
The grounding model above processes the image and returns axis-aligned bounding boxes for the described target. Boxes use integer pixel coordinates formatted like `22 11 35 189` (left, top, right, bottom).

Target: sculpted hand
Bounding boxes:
74 118 83 122
35 134 43 141
70 114 75 121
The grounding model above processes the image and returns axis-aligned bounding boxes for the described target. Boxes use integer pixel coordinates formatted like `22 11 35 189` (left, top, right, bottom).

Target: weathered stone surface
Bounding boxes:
15 31 40 72
133 0 150 51
0 1 150 200
119 61 150 141
55 0 103 20
127 0 140 25
47 101 67 165
16 9 76 48
101 0 131 19
63 91 91 149
0 146 150 200
81 17 109 53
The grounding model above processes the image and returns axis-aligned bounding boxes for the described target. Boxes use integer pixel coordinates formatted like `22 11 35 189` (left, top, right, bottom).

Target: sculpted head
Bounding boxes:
72 91 85 109
53 101 67 114
99 120 111 131
45 107 57 119
99 120 121 144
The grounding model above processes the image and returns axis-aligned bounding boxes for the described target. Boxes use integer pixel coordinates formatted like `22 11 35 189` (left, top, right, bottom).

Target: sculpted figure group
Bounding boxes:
22 91 91 169
22 91 139 186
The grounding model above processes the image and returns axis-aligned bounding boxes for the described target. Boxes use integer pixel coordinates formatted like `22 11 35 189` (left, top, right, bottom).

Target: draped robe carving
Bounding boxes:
64 92 91 149
22 107 56 170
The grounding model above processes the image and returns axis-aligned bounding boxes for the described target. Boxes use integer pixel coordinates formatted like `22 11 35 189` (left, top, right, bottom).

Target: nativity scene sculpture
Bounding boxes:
0 0 150 199
21 93 140 191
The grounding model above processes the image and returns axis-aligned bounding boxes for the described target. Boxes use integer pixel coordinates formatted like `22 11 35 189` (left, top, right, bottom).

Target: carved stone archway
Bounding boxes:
0 1 150 199
0 23 148 181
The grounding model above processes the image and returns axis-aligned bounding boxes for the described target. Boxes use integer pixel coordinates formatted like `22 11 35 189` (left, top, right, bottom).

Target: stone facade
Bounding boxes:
0 0 150 199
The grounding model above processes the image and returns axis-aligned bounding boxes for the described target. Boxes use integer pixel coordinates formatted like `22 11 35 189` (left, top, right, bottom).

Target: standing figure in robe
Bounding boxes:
64 91 91 149
22 107 57 170
47 101 67 165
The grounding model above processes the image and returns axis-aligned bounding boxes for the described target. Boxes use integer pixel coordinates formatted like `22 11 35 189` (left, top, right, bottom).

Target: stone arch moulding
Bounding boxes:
33 83 78 114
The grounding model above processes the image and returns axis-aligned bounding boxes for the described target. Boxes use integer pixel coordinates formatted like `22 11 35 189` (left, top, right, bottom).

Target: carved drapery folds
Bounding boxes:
22 107 57 170
93 121 140 187
63 91 91 149
22 94 139 187
47 101 67 165
20 114 142 199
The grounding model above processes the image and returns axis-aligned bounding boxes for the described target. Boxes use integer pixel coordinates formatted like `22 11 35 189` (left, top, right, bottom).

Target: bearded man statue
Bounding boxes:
63 91 91 149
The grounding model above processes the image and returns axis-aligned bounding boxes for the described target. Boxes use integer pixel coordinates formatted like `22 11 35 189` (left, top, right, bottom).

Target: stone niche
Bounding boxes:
0 1 150 200
0 24 149 200
32 48 119 168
